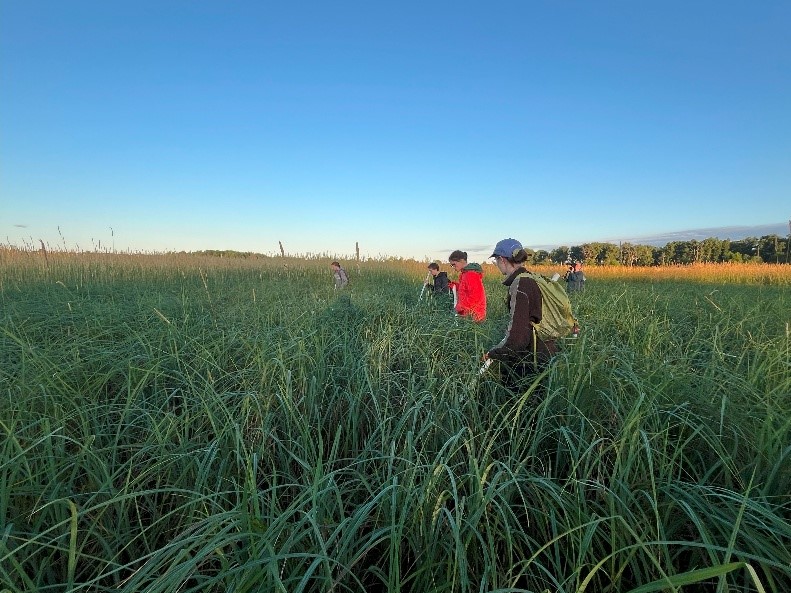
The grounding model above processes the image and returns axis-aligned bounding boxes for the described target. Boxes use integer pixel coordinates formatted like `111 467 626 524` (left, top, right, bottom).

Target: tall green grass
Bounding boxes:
1 256 789 592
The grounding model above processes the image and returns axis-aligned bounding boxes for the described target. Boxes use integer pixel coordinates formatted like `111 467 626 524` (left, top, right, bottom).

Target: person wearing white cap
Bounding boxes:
484 238 557 393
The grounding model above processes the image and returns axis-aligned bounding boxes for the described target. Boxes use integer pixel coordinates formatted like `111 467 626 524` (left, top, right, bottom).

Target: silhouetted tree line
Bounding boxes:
192 250 261 259
525 234 790 266
187 234 790 266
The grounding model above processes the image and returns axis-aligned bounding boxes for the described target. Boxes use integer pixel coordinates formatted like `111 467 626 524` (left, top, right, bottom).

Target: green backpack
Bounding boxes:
518 271 579 342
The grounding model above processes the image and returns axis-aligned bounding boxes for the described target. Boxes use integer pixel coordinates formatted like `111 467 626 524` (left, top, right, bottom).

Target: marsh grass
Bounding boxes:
1 253 789 592
580 262 790 285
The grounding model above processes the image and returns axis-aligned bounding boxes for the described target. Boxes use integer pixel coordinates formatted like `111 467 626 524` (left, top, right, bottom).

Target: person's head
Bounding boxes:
490 238 528 275
448 250 467 271
573 262 582 271
330 261 341 271
427 262 440 276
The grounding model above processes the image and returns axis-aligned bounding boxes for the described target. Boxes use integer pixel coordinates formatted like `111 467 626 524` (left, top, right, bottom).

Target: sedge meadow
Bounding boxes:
1 251 790 593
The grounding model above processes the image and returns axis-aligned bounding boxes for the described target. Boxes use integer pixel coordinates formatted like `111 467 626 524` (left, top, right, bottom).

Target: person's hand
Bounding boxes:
482 352 490 361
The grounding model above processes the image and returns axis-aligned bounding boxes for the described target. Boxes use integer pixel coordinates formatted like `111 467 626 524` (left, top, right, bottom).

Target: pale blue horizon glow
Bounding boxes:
2 1 789 263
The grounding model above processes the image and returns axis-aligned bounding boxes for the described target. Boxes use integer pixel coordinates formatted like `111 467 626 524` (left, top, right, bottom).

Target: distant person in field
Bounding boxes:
565 262 586 292
425 262 450 296
485 238 557 393
331 261 348 290
448 250 486 322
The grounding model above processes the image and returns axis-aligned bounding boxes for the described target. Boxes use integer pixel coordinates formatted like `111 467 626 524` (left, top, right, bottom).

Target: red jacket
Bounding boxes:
450 263 486 322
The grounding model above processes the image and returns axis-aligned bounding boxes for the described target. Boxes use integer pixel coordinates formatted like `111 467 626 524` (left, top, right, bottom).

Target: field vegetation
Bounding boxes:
1 250 790 592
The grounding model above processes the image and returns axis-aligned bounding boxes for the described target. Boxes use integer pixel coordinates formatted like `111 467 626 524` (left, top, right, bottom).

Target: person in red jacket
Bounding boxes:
448 250 486 322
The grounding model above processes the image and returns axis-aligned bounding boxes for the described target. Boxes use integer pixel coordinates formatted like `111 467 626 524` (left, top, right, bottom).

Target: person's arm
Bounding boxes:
454 274 469 314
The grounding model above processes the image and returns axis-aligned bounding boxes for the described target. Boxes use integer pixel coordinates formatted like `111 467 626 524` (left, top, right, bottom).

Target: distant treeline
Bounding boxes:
191 250 262 259
191 235 791 266
192 235 791 266
534 234 791 266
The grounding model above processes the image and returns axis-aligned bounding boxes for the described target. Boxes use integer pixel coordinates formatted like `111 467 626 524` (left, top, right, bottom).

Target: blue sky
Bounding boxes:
2 1 789 262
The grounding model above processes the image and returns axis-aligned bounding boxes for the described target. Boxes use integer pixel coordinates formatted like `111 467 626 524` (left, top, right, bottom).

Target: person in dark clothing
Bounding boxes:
485 238 557 394
425 262 450 295
565 262 586 292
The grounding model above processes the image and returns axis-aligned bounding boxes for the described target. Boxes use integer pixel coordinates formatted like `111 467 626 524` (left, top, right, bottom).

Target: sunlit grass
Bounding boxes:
1 252 789 592
573 262 791 285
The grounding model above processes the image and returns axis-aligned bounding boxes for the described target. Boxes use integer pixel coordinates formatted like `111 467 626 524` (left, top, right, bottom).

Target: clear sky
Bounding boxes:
2 1 789 262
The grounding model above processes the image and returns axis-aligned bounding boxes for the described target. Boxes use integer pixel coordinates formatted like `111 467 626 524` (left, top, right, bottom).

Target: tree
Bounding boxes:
673 241 699 264
550 246 570 264
634 245 657 266
534 250 551 265
730 237 757 260
596 243 620 266
569 245 586 264
550 233 787 267
620 242 637 266
699 238 729 262
758 234 783 263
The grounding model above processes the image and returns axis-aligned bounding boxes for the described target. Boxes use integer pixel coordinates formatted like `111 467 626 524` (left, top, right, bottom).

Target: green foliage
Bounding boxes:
548 235 790 266
1 258 790 592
